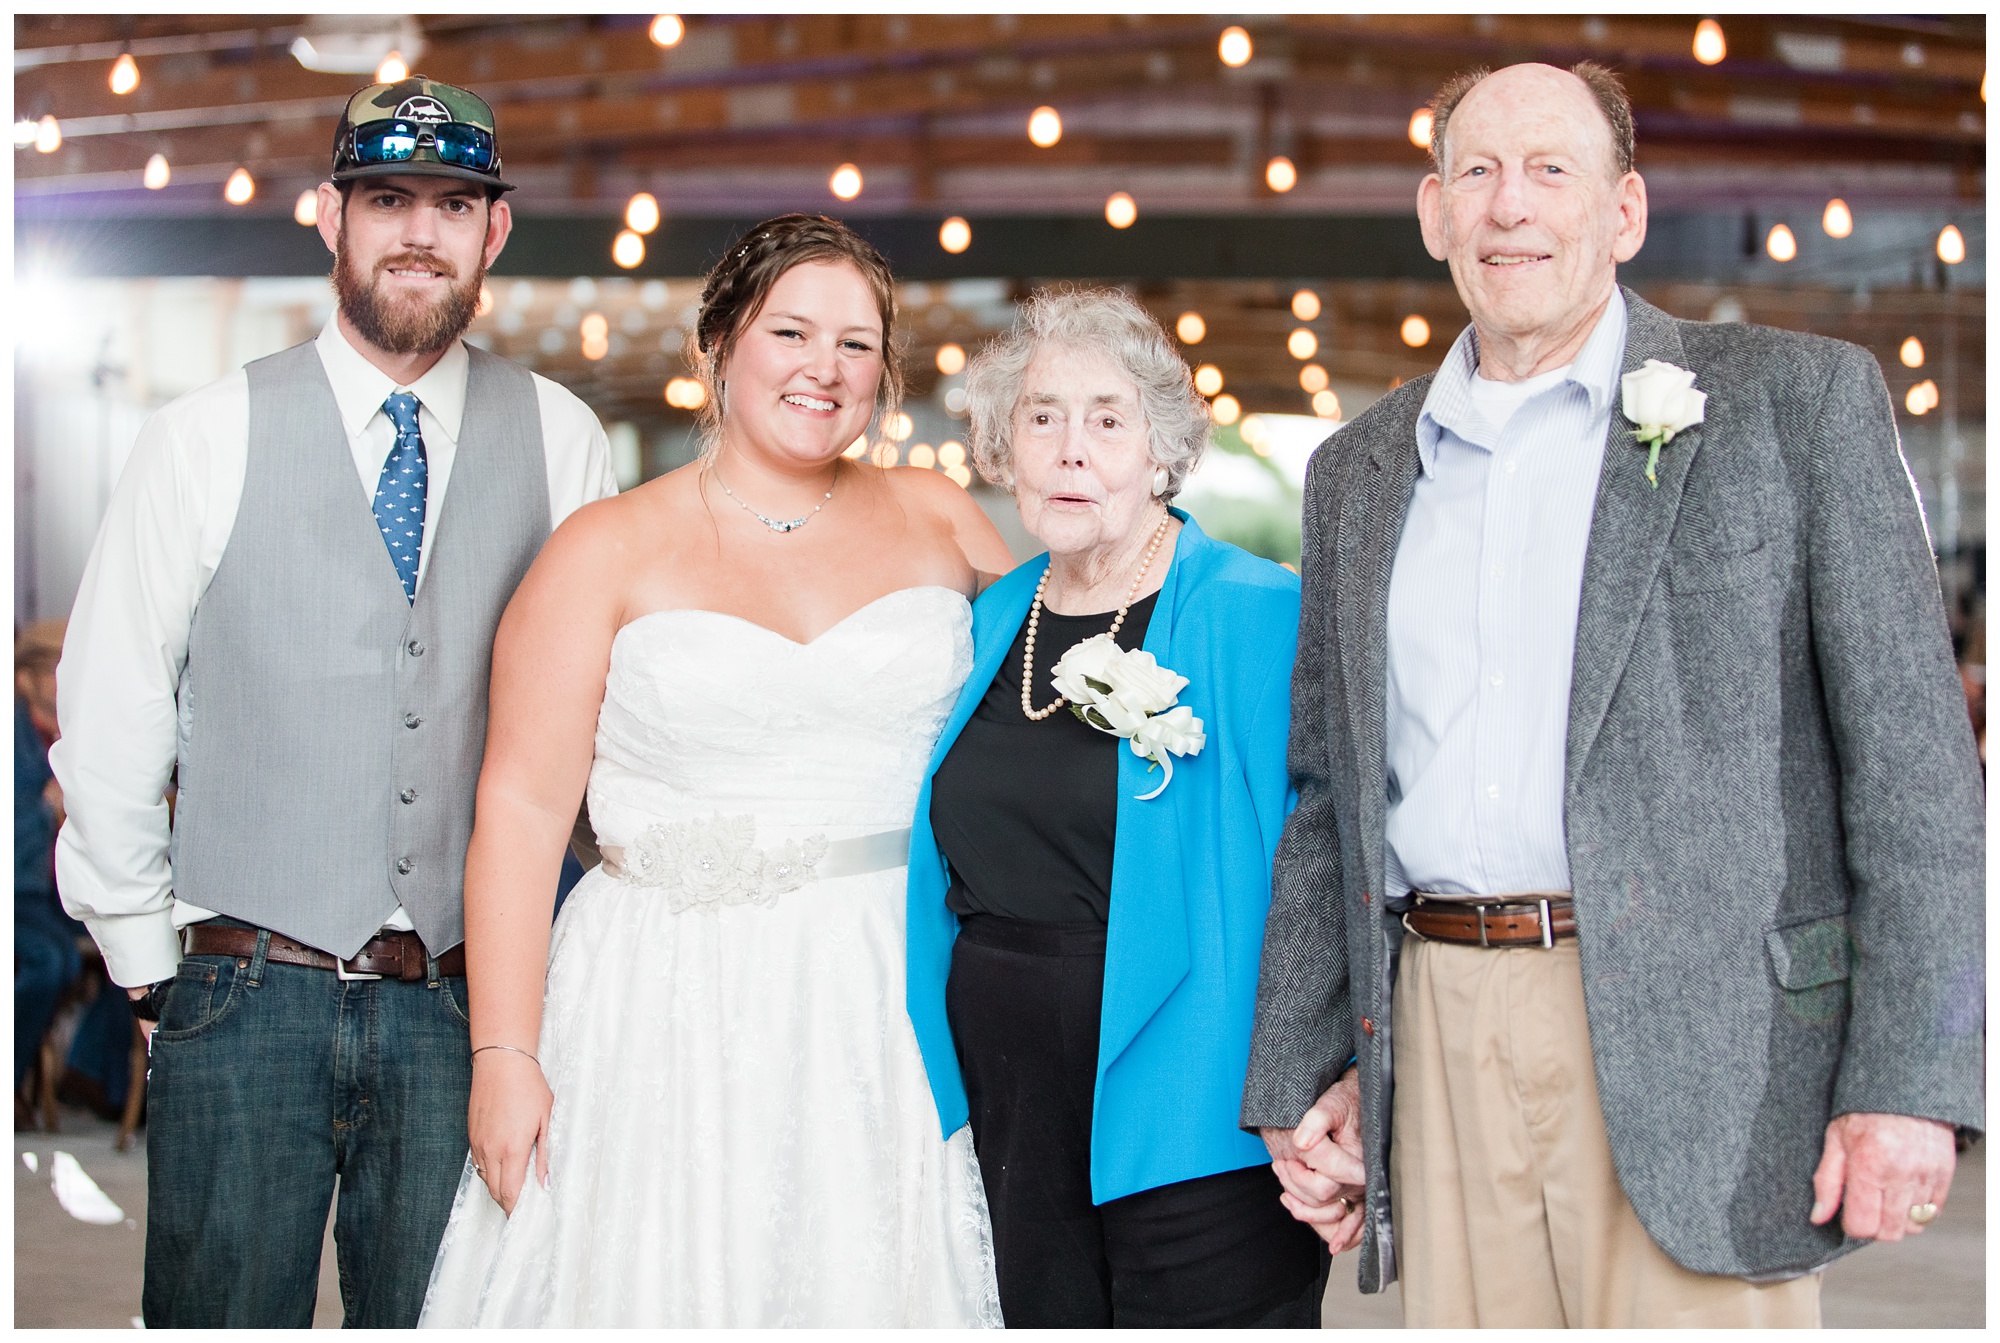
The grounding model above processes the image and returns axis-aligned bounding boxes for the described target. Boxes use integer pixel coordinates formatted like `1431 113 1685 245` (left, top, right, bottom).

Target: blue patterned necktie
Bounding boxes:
375 392 429 603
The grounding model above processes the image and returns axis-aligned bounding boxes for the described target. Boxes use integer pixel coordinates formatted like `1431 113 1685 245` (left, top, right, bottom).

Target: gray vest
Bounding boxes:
171 340 550 959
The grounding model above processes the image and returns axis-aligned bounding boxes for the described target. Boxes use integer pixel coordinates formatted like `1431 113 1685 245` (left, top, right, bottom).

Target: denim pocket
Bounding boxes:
437 975 472 1029
154 956 247 1041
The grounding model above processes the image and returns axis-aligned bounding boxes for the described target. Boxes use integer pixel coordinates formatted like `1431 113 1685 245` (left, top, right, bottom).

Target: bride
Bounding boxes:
420 215 1014 1326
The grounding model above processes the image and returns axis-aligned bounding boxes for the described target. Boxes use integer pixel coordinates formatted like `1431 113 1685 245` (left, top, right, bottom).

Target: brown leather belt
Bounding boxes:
183 923 464 981
1402 894 1576 949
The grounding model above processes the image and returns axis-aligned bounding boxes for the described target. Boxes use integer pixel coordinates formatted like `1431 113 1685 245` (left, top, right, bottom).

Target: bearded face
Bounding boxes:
333 218 486 357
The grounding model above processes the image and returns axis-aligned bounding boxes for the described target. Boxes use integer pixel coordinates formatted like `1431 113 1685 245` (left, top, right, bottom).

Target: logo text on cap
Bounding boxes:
394 95 451 124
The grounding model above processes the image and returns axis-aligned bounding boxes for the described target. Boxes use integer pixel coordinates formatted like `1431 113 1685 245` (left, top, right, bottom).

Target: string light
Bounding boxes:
224 167 255 205
1193 364 1224 396
1265 156 1297 192
625 192 661 234
829 163 863 200
939 442 967 468
939 217 972 253
142 153 170 189
1218 26 1253 68
1291 289 1321 321
945 464 973 488
293 190 318 226
650 14 685 47
476 285 495 317
375 51 409 84
883 412 915 442
1693 19 1726 65
1027 106 1062 148
875 443 902 468
1313 389 1342 419
1937 224 1965 264
1400 314 1431 346
1765 223 1797 262
1288 328 1319 359
666 378 707 409
612 230 645 268
1905 379 1938 415
843 435 869 459
1408 108 1434 149
1210 393 1241 425
581 313 609 341
35 115 61 154
1821 198 1853 239
1300 363 1329 393
1104 192 1137 229
110 53 139 95
1176 312 1206 344
908 444 937 470
936 343 966 375
1899 337 1925 368
12 120 37 148
1240 414 1271 454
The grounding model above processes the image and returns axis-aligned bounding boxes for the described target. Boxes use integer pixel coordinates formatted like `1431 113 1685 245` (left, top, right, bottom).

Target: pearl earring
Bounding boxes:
1151 467 1171 496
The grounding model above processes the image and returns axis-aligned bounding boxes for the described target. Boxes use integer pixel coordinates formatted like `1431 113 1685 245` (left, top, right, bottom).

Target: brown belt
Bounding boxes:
183 923 464 981
1402 894 1576 949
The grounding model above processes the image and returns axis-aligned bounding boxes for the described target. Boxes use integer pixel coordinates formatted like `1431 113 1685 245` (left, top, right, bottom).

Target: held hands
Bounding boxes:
468 1047 554 1216
1810 1112 1957 1242
1260 1065 1367 1254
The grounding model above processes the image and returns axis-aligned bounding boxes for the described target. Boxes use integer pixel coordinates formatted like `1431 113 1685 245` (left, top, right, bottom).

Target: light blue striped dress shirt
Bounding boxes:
1384 288 1628 899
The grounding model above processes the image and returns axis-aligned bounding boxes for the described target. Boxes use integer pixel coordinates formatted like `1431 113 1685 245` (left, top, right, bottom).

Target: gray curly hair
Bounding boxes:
964 287 1209 501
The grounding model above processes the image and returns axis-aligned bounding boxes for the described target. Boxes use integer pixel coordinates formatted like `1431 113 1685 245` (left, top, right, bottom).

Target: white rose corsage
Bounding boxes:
1620 359 1707 488
1048 634 1206 800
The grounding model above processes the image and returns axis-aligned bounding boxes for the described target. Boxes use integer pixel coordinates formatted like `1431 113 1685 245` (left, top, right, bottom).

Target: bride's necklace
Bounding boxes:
713 461 837 534
1021 509 1172 723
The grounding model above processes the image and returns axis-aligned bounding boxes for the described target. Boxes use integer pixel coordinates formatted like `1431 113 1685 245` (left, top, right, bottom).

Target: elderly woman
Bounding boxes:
905 289 1322 1327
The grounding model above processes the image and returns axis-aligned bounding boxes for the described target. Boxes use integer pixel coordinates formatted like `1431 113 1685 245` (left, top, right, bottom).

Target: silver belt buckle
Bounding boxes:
335 956 382 981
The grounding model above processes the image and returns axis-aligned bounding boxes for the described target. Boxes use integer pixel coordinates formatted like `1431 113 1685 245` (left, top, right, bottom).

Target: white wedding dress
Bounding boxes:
420 586 1001 1327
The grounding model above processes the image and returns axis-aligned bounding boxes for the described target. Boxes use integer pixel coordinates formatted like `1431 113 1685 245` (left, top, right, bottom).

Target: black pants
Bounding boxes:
948 914 1327 1328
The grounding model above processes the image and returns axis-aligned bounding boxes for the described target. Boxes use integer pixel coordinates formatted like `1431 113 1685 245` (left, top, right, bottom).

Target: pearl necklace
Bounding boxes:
713 461 837 534
1021 509 1173 722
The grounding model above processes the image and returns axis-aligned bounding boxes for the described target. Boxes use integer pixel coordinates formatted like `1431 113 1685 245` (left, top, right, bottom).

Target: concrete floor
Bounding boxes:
14 1106 1985 1328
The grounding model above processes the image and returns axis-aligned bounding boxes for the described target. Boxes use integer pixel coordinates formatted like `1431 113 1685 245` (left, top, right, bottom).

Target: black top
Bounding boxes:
932 592 1159 926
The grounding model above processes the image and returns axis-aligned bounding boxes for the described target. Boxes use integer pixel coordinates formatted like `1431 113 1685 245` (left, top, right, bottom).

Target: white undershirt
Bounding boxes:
1467 364 1573 434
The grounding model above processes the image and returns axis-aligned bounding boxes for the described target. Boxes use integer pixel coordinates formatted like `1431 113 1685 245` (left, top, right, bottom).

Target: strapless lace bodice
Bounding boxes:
587 586 973 847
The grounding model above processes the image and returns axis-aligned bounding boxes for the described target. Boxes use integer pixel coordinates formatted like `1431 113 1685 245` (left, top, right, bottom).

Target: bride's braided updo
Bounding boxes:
688 213 904 454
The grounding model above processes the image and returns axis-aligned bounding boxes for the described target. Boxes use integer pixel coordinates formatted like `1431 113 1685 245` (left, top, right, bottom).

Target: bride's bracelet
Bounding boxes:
472 1044 540 1067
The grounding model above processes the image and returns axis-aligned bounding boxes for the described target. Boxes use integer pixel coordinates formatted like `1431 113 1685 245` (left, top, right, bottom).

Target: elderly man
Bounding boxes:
1242 61 1983 1327
53 78 614 1325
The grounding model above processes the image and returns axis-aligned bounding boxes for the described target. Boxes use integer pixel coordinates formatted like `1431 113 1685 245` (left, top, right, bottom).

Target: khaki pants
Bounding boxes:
1389 937 1821 1328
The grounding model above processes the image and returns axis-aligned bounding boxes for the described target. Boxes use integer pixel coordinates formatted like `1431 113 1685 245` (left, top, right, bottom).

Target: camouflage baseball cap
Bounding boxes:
331 75 515 192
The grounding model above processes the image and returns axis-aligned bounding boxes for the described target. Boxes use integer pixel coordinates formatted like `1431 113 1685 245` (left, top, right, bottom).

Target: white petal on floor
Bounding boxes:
21 1152 38 1173
50 1151 125 1224
131 1316 145 1328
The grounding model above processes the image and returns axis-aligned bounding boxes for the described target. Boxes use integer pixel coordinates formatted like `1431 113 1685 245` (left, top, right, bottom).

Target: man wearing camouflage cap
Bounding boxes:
53 76 617 1326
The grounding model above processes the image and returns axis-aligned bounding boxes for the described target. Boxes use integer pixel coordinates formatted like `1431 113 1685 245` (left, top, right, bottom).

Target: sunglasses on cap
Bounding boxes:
346 118 497 173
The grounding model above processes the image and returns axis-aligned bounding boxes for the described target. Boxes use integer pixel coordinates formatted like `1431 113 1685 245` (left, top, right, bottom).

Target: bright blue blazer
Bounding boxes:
905 512 1301 1205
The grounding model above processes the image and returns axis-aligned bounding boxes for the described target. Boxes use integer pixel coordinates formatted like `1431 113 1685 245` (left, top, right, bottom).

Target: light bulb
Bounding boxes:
939 441 967 468
1766 223 1797 262
625 192 661 234
938 216 972 253
1899 337 1925 369
1218 26 1253 68
884 412 914 442
844 435 869 459
1104 192 1137 229
375 52 409 84
1210 393 1241 425
829 163 863 200
1176 312 1206 344
581 313 609 342
293 190 318 226
13 120 38 148
110 53 139 95
1264 156 1297 193
1300 363 1329 393
1937 224 1965 264
1291 289 1321 321
142 153 170 189
1693 19 1726 65
650 14 685 47
612 229 646 269
935 343 966 376
1312 389 1342 419
1408 107 1434 149
1400 314 1432 346
224 167 255 205
1193 364 1224 397
908 444 937 470
1288 328 1319 360
1905 379 1937 415
476 285 494 318
1821 198 1853 239
35 115 61 154
1027 106 1062 148
945 463 973 488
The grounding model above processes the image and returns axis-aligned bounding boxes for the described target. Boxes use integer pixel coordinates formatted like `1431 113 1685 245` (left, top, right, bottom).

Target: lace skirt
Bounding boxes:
418 859 1001 1327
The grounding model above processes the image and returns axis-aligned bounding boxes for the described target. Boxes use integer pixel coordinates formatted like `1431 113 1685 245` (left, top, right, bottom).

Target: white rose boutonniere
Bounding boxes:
1620 359 1706 488
1047 634 1205 800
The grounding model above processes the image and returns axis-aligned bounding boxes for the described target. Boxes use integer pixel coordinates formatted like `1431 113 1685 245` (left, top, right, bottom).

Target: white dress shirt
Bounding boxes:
1383 288 1627 900
52 318 618 986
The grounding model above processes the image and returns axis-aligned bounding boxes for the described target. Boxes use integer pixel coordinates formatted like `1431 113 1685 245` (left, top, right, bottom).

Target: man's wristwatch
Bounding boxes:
129 979 174 1023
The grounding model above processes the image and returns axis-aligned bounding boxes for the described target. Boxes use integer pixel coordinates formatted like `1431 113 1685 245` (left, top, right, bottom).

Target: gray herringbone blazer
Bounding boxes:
1241 288 1985 1289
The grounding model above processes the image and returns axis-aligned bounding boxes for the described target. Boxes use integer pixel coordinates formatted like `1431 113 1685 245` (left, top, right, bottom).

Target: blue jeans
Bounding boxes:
15 890 83 1090
142 922 473 1327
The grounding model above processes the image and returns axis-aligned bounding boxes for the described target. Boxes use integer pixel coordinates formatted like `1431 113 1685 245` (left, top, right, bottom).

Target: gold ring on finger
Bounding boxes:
1908 1202 1938 1225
